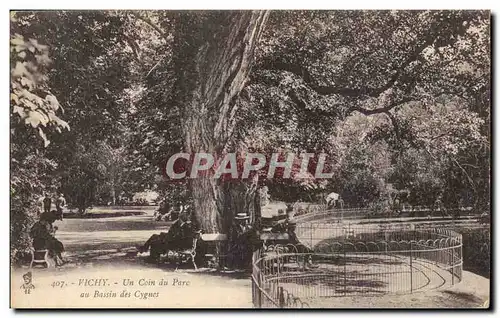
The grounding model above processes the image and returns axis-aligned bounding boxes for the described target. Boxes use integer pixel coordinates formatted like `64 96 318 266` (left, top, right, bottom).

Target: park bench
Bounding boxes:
260 231 290 250
259 231 316 272
160 230 201 270
261 215 286 227
342 225 355 238
200 233 228 269
260 231 294 273
30 249 51 268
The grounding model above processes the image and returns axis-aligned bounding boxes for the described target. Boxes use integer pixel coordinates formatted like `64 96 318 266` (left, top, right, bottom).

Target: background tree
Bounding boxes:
244 10 490 210
13 11 142 212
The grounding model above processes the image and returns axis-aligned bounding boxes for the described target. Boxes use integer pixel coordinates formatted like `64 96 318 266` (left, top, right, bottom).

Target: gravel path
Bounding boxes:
12 207 489 308
299 271 489 308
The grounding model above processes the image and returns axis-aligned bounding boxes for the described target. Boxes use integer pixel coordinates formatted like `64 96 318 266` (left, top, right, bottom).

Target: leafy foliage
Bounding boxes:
10 12 69 262
460 228 490 278
241 10 490 207
10 14 69 146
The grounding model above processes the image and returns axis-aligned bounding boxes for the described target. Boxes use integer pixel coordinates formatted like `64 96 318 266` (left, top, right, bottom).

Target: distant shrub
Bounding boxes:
460 227 490 278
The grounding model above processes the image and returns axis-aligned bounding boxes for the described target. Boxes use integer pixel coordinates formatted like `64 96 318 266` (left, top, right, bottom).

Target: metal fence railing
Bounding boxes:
252 247 311 308
252 224 463 308
292 206 480 223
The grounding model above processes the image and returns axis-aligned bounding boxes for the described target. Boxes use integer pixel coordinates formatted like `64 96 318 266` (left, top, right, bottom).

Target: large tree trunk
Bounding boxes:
171 11 268 238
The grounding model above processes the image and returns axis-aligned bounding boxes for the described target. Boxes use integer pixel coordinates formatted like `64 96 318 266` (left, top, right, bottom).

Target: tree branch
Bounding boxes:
130 12 169 41
350 96 414 116
145 59 162 78
287 90 338 120
256 61 374 97
125 36 141 61
450 156 477 192
257 30 437 99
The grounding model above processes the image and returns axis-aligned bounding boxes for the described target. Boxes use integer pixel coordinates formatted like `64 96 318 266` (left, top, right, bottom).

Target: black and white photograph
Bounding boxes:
8 9 491 308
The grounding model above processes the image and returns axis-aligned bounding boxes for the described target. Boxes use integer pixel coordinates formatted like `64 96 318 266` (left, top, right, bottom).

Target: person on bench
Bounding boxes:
30 211 66 266
138 210 196 263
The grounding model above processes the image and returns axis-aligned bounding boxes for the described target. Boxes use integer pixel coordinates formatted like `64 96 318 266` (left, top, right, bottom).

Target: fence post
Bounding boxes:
343 241 347 296
252 249 261 308
277 253 281 275
460 235 463 282
278 286 285 308
452 246 455 285
310 222 313 248
410 240 413 293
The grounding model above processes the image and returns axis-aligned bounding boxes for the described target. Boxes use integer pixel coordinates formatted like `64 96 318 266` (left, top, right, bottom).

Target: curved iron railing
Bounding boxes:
252 224 463 308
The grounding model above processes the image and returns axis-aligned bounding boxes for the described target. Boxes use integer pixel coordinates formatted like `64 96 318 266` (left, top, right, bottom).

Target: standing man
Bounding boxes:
434 194 447 218
55 193 66 221
393 197 402 217
338 196 345 209
42 193 52 214
231 213 254 269
233 213 252 237
286 203 295 219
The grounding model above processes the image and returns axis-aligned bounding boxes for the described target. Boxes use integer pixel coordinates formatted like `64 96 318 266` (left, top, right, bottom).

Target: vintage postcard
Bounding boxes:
10 9 491 308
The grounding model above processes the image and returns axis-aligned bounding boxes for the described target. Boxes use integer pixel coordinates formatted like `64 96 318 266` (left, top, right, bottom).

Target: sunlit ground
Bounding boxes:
13 204 489 308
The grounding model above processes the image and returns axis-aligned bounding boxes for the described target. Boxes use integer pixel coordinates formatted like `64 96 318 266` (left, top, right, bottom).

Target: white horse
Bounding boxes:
325 192 343 208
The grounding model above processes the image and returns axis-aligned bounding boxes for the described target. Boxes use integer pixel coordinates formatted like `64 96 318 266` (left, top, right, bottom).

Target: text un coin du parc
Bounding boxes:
76 277 190 300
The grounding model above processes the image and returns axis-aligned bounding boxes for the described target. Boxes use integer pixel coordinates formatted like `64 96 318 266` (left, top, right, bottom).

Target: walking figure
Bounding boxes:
42 193 52 214
434 195 447 218
55 193 66 221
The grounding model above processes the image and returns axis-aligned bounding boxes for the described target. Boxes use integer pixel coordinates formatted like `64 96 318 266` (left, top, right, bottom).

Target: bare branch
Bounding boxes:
350 96 414 116
287 90 338 120
145 59 162 78
125 36 141 61
130 12 169 41
450 156 477 191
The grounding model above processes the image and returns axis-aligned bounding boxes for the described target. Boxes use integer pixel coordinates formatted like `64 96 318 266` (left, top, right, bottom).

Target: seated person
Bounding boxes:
271 210 288 233
30 211 65 266
162 203 185 221
154 200 169 221
137 211 196 262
